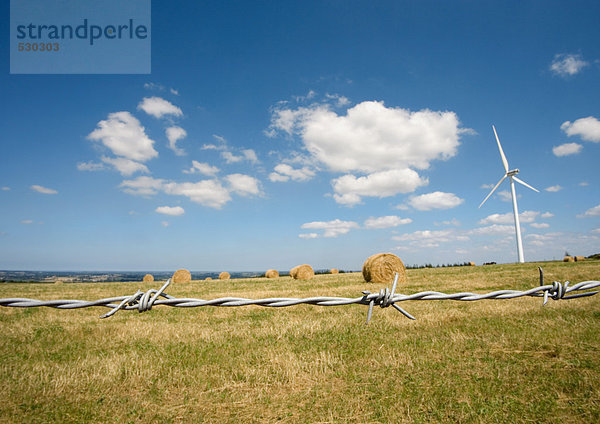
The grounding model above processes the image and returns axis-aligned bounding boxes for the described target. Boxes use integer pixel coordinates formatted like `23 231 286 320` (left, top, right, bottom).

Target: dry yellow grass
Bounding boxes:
0 260 599 423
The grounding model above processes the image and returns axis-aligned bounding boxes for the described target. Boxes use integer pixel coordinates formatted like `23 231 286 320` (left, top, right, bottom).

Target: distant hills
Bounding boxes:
0 270 265 283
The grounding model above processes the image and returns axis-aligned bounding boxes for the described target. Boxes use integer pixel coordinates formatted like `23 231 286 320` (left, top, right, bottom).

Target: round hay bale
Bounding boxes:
563 256 575 263
143 274 154 283
330 268 339 274
574 256 585 262
172 269 191 283
468 262 476 266
219 271 230 280
265 269 279 278
362 253 407 285
290 264 314 280
205 277 213 281
54 280 64 285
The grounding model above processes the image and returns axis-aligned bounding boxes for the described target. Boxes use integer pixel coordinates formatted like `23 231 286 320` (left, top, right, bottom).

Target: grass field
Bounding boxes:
1 261 599 423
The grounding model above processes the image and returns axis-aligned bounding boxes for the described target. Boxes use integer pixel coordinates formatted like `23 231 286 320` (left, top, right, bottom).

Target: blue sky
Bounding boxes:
1 0 600 271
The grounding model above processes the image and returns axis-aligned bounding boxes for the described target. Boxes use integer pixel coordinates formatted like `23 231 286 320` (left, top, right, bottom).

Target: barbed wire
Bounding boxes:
1 268 598 323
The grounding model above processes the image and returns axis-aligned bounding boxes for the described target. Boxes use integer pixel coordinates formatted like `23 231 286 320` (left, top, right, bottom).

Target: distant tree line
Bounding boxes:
406 262 473 269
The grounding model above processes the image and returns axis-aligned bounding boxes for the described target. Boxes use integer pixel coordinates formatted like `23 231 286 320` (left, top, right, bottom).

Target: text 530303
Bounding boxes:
18 42 59 52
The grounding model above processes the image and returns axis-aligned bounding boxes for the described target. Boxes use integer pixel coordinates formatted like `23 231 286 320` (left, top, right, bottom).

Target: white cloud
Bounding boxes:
220 149 258 165
592 228 600 234
163 180 231 209
101 156 149 176
530 223 550 229
165 126 187 156
268 100 468 204
183 161 220 176
213 134 227 144
408 191 464 211
299 233 319 239
525 233 555 247
545 185 562 192
202 135 229 151
550 54 589 77
392 229 464 248
325 93 350 107
393 229 452 242
242 149 258 163
525 233 561 244
268 172 289 182
579 181 589 187
119 176 165 196
301 219 359 238
267 107 306 136
552 142 582 157
332 169 428 206
30 185 57 194
87 111 158 162
561 116 600 142
161 221 169 227
469 224 516 236
481 183 494 189
225 174 262 197
269 164 315 182
270 101 464 174
120 174 259 209
1 186 10 191
221 151 243 164
77 161 105 172
202 135 257 165
170 88 179 95
435 218 461 227
578 204 600 218
497 190 517 202
479 211 539 225
155 206 185 216
541 212 554 219
137 97 183 119
21 219 34 224
363 215 412 229
144 82 165 91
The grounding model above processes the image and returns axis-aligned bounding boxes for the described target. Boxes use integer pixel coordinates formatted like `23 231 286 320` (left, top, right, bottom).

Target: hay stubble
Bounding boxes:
1 260 599 423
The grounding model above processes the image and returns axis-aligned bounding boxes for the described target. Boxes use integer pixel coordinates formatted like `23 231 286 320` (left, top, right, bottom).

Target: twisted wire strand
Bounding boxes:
1 268 598 323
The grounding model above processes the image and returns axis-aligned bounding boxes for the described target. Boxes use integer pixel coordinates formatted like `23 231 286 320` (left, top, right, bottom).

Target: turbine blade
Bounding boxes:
479 174 507 208
492 125 509 173
513 176 539 193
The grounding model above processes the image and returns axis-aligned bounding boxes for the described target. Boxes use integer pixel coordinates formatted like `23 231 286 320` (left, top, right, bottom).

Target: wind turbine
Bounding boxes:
479 125 539 263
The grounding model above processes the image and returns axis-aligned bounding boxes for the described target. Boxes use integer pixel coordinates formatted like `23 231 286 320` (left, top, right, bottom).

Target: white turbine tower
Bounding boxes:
479 125 539 263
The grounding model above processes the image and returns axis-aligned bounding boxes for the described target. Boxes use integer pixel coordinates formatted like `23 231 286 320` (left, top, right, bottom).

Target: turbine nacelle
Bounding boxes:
507 169 519 177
